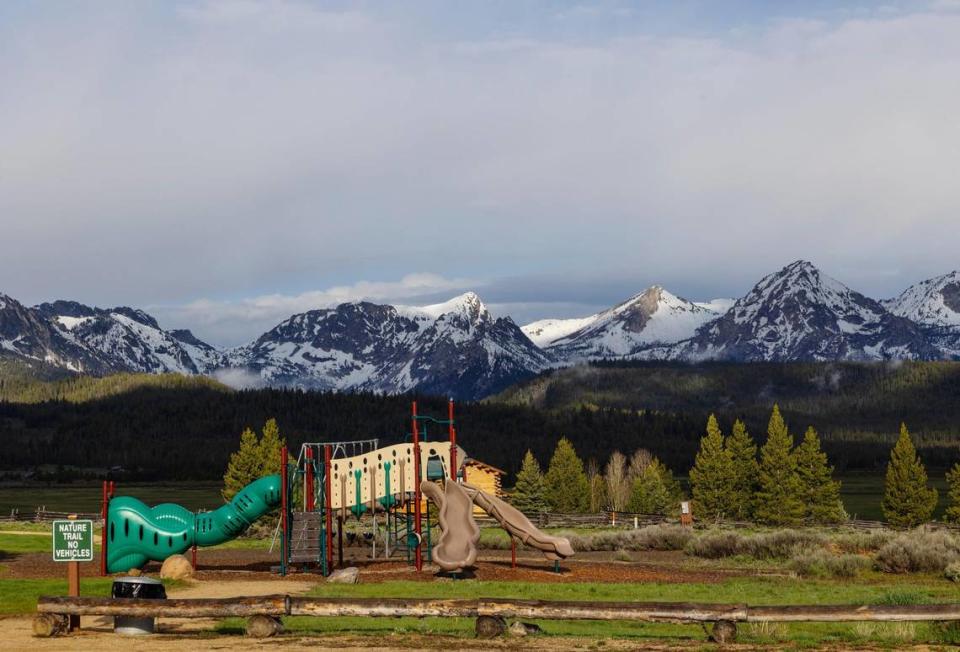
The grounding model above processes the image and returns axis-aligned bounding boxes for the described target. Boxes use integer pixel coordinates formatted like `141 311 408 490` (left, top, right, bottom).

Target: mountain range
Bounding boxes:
2 261 959 399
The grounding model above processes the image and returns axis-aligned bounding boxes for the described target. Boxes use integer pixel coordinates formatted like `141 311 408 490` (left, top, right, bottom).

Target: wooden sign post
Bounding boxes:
52 516 93 631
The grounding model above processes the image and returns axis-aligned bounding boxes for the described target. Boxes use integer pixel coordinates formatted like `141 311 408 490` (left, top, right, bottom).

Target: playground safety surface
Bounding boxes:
6 547 745 583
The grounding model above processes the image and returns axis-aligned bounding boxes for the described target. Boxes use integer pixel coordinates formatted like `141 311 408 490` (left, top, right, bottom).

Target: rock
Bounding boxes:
246 615 283 638
326 567 359 584
160 554 194 580
126 568 142 577
710 620 737 644
475 615 506 639
508 621 542 637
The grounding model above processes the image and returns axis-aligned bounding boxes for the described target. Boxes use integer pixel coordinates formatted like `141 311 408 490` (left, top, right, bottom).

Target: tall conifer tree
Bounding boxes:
725 419 758 520
753 405 804 525
795 426 846 523
511 450 548 514
627 458 683 515
544 437 590 513
222 427 264 501
882 423 937 526
944 462 960 524
689 414 734 520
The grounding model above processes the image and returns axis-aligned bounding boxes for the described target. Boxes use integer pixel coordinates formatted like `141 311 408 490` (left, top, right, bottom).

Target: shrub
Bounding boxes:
832 530 894 554
741 529 825 560
685 531 744 558
789 549 870 578
874 528 960 573
613 549 632 562
564 525 694 552
945 562 960 583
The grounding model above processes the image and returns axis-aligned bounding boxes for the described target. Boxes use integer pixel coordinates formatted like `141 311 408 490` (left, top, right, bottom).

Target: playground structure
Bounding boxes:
99 400 573 577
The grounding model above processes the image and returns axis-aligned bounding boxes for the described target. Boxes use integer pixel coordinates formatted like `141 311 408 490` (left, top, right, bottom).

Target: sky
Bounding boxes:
2 1 960 347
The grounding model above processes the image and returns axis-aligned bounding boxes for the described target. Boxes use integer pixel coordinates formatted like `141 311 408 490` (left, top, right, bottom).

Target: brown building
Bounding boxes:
462 458 505 515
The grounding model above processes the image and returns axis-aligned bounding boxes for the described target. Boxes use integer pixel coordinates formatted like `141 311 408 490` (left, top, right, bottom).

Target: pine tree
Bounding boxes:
882 423 938 527
795 426 846 523
726 419 758 520
257 418 285 476
511 450 548 514
689 414 734 520
544 437 590 513
627 458 682 516
945 463 960 524
753 405 805 525
222 427 263 501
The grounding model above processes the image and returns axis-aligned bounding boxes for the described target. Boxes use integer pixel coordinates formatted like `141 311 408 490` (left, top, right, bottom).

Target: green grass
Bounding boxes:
0 578 115 615
0 531 54 554
0 482 225 514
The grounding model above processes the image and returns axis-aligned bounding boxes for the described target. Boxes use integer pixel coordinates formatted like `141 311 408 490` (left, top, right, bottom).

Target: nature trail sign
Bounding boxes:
52 519 94 562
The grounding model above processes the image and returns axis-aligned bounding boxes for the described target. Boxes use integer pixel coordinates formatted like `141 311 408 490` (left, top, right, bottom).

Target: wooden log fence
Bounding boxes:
35 595 960 642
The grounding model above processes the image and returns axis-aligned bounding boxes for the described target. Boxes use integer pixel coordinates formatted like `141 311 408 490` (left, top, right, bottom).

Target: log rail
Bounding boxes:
35 595 960 641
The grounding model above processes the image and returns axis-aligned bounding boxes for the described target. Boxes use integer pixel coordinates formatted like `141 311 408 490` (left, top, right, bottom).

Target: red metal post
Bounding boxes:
280 445 289 575
448 398 457 482
99 481 108 576
191 544 197 570
412 401 422 571
305 447 315 511
324 444 334 571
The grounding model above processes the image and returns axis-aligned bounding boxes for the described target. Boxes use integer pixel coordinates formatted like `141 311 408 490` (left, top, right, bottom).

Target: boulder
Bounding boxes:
126 568 142 577
508 621 542 637
160 554 194 580
326 567 359 584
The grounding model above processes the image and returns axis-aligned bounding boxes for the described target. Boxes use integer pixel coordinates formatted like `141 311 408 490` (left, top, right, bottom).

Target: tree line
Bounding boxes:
508 404 960 527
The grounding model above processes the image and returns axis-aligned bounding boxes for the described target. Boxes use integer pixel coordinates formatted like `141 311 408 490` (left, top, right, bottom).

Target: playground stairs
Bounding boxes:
289 511 324 564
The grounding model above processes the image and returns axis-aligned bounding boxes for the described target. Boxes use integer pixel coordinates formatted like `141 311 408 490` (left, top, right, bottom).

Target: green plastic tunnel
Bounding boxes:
105 474 281 574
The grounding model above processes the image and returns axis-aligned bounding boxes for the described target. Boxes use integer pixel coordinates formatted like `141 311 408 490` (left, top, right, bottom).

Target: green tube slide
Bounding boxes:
106 474 281 574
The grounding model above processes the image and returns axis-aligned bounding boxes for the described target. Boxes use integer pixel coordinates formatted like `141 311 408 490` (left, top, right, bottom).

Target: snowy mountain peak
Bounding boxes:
885 270 960 328
418 291 489 321
524 285 729 359
665 261 938 362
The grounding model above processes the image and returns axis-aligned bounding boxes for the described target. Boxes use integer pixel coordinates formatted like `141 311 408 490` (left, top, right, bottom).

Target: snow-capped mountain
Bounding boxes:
884 271 960 358
656 261 939 362
225 292 551 398
523 286 732 361
1 296 222 375
0 293 104 373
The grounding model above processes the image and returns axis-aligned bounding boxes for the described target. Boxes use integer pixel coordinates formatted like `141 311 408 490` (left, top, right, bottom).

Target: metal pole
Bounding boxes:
67 513 80 631
412 401 422 571
99 481 108 577
280 446 288 576
324 445 333 574
448 398 457 482
305 447 315 511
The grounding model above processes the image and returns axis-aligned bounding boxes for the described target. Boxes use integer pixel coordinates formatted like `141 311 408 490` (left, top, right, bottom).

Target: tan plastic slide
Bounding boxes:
463 482 575 561
421 480 574 572
420 480 479 572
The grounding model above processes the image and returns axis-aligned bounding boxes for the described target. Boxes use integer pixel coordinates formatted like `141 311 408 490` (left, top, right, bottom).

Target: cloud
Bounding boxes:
153 272 479 346
1 1 959 335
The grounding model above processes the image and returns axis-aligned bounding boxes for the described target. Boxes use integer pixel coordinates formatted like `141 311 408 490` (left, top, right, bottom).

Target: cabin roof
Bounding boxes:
464 458 506 476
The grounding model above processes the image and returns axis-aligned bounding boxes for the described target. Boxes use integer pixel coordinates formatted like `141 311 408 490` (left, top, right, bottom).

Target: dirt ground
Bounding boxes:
3 544 766 584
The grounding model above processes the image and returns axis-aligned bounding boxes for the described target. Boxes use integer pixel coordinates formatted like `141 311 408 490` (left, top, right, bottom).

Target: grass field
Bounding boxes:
0 482 224 515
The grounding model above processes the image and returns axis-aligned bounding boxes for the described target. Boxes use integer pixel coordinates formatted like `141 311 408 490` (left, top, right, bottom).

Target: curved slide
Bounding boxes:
421 480 573 572
106 474 281 573
463 482 575 561
421 480 479 572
